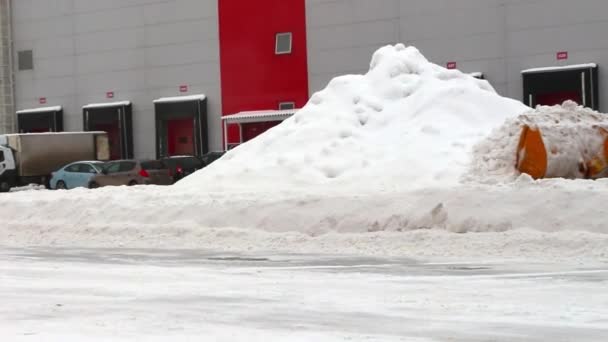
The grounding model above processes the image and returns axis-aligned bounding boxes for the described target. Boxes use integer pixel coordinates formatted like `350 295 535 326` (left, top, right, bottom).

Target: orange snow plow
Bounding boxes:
516 112 608 180
516 126 548 179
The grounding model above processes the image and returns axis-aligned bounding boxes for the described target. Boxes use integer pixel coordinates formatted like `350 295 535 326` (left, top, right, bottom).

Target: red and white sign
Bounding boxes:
39 97 47 104
179 85 189 93
557 51 568 60
106 91 115 99
446 62 457 70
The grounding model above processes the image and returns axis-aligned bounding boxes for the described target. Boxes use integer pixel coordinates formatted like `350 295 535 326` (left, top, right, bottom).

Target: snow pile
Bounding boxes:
469 101 608 183
3 180 608 260
179 44 528 192
3 46 608 260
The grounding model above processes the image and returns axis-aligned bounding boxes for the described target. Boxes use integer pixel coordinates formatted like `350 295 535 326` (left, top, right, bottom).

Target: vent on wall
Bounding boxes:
18 50 33 70
275 32 292 55
279 101 295 110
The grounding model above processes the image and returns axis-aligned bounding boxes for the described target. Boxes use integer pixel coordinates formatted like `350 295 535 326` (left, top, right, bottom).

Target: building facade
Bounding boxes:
4 0 608 158
0 0 14 134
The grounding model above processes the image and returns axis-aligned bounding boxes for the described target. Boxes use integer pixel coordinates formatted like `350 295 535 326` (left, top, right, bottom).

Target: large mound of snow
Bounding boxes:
179 44 529 192
3 45 608 261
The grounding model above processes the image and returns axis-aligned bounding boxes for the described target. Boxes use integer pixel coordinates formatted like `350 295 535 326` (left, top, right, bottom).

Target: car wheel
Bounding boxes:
56 181 67 190
128 180 138 186
0 181 10 193
88 181 99 189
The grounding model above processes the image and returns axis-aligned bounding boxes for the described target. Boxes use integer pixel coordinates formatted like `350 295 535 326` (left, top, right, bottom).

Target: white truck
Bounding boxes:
0 132 110 192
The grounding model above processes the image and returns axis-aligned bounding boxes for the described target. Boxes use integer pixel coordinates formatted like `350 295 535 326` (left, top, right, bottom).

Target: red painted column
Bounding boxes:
218 0 309 145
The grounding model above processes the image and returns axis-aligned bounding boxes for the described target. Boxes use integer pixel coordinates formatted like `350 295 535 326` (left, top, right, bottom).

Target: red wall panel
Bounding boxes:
219 0 309 145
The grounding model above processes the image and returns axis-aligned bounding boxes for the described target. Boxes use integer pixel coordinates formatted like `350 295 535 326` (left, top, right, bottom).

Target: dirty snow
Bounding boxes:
469 101 608 182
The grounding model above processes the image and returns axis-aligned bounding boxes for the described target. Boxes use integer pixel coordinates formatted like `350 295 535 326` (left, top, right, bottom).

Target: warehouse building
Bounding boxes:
1 0 606 159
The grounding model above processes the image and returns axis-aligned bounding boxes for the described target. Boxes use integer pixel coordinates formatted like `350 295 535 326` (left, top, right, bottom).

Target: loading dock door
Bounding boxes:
535 91 581 107
83 102 134 160
523 64 599 110
167 118 195 156
154 95 208 158
16 107 63 133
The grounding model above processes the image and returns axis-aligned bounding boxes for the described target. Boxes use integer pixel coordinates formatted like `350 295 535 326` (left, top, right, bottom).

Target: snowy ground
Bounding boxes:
2 180 608 262
2 45 607 340
1 248 607 341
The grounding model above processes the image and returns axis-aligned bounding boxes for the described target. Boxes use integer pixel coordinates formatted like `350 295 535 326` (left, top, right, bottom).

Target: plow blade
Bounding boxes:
516 111 608 180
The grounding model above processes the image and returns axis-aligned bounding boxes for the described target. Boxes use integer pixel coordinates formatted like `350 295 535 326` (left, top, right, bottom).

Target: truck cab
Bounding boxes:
0 141 17 192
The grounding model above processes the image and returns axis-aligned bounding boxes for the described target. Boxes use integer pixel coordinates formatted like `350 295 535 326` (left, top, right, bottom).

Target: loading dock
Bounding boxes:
222 109 297 150
522 64 599 110
16 106 63 133
154 94 208 158
83 101 133 160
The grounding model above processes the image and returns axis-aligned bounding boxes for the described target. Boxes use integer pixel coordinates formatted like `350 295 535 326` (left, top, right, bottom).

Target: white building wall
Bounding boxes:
11 0 608 156
306 0 608 111
11 0 222 158
0 0 14 134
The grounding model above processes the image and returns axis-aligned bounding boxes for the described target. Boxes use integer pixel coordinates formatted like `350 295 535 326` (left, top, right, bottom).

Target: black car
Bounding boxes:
160 156 205 182
200 151 225 167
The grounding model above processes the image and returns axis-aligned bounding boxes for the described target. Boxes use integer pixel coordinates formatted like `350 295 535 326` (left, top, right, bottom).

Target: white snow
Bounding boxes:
15 106 62 114
153 94 206 103
3 180 608 262
8 184 46 192
521 63 597 74
1 44 608 263
2 44 607 342
82 101 131 109
180 44 528 193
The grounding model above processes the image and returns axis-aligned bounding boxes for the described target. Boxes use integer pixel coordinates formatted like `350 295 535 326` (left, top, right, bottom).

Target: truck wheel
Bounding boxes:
56 181 67 190
0 181 10 193
88 181 99 189
128 180 138 186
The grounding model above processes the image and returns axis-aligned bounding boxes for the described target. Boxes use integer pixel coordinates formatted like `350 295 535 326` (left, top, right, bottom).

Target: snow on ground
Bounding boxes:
2 44 608 341
1 45 608 262
2 179 608 262
2 249 607 342
9 184 46 192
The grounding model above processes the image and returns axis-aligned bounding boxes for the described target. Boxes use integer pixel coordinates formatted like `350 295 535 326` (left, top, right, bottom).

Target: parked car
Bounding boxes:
91 160 173 187
200 151 225 167
160 155 205 182
50 161 105 190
